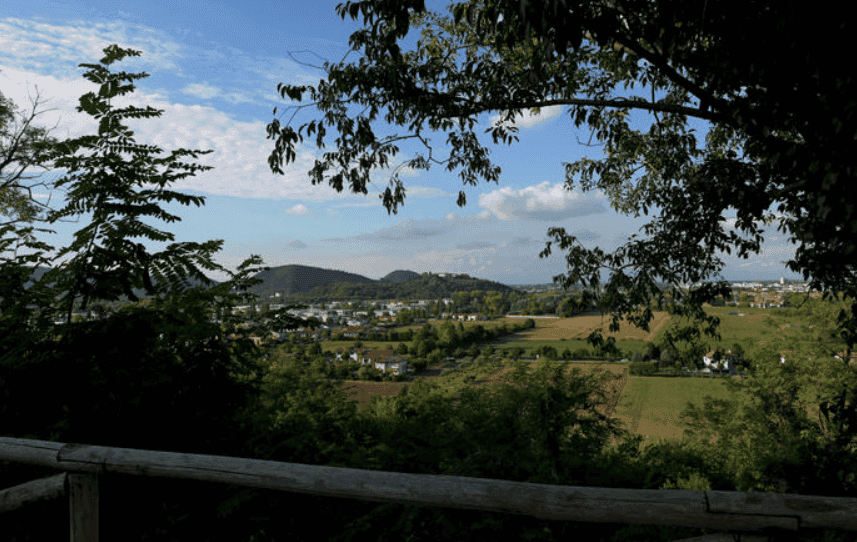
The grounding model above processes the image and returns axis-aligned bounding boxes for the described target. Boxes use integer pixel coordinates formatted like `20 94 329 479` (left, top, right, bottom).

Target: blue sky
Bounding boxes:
0 1 802 285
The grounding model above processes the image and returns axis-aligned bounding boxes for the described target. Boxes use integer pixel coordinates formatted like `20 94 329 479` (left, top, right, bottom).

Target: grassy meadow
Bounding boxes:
335 358 762 453
311 302 848 453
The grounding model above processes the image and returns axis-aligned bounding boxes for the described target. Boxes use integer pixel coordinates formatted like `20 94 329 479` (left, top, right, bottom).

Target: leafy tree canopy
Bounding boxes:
0 86 59 226
265 0 856 356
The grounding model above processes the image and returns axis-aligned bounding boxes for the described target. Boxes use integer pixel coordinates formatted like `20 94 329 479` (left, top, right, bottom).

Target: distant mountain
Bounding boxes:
247 265 515 301
13 263 512 304
380 270 421 283
247 264 376 298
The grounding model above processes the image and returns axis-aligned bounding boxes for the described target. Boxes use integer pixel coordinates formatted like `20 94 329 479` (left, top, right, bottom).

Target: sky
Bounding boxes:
0 0 804 286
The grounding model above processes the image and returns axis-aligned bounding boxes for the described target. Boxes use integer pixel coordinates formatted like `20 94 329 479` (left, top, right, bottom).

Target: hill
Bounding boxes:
247 264 377 298
13 264 513 304
380 270 421 283
265 268 515 301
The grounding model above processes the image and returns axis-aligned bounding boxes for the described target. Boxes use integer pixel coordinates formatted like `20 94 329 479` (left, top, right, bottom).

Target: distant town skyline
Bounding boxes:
1 1 806 285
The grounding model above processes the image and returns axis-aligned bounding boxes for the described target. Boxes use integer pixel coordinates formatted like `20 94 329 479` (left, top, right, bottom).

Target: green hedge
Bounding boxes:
628 361 660 376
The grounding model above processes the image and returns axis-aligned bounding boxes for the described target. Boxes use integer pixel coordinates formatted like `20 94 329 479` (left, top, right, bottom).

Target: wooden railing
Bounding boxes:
2 436 856 542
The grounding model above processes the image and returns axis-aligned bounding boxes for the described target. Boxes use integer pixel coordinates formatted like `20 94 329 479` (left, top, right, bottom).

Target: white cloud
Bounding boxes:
404 186 450 198
478 181 606 221
0 16 358 202
182 82 220 99
720 212 791 233
0 67 361 201
285 204 309 215
0 18 182 77
489 105 563 129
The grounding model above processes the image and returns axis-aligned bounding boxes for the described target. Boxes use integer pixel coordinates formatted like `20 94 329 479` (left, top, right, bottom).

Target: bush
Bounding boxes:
643 342 661 361
629 361 660 376
572 348 591 359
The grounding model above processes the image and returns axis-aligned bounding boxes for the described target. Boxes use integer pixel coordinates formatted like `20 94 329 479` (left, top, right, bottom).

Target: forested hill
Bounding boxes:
379 270 421 283
265 271 515 301
246 264 377 298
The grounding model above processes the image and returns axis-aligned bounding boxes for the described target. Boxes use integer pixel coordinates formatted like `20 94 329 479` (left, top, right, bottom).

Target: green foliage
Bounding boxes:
34 45 224 323
628 361 660 376
642 341 661 362
266 1 857 429
0 88 59 225
0 45 313 541
571 348 591 360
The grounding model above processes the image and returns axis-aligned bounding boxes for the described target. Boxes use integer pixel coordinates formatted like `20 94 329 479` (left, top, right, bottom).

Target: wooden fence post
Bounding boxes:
68 473 97 542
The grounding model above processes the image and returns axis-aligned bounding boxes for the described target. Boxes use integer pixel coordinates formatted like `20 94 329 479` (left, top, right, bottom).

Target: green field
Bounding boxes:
310 301 849 452
320 340 396 352
613 374 751 450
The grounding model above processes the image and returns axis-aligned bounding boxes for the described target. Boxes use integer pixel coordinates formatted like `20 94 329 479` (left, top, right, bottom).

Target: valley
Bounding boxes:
268 297 855 455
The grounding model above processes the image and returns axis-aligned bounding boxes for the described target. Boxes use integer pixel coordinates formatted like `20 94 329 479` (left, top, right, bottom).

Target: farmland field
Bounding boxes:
497 311 671 342
612 374 751 450
336 357 832 454
321 340 395 352
309 302 852 453
335 379 410 408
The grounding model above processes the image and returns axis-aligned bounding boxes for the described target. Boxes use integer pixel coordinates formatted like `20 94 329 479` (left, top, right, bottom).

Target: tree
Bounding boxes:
428 348 444 366
0 45 314 542
307 341 323 356
0 87 59 226
265 1 856 358
731 343 746 364
438 319 461 348
464 343 478 358
33 45 227 324
643 342 661 362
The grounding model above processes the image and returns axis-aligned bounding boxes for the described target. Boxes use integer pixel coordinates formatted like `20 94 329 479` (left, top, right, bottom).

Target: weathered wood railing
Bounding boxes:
2 436 856 542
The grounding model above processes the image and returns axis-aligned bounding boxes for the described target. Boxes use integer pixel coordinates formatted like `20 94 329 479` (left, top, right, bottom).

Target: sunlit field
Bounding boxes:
498 312 671 342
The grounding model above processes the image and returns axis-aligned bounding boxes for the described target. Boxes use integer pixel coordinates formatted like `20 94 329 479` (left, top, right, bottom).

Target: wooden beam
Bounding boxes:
69 473 98 542
0 472 68 514
1 437 856 536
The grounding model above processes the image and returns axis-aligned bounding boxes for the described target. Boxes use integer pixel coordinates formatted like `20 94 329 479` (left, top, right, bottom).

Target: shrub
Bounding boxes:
629 361 660 376
572 348 591 359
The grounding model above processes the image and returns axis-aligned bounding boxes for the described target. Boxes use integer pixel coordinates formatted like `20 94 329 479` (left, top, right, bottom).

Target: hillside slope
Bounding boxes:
247 264 377 298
